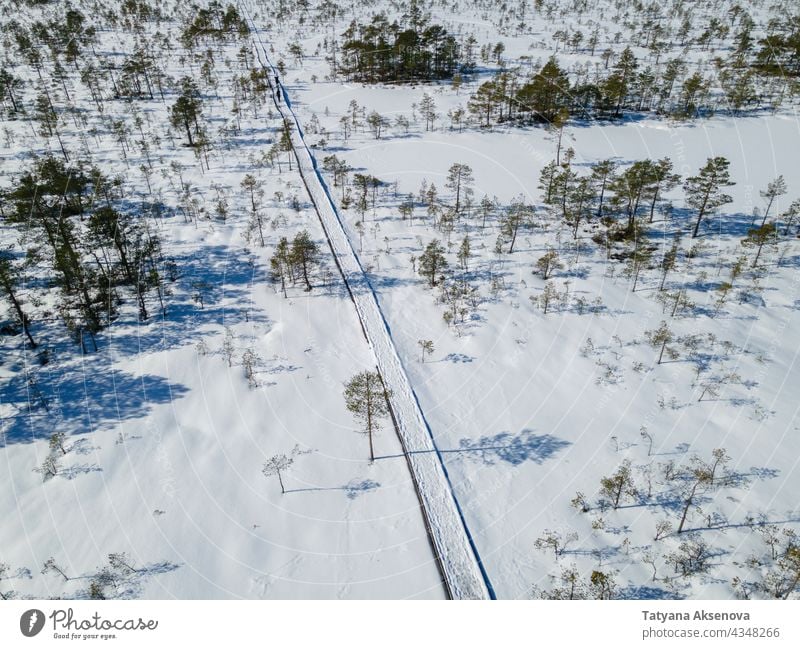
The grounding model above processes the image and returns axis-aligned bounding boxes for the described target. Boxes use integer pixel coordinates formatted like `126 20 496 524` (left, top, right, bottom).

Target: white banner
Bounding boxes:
1 600 797 648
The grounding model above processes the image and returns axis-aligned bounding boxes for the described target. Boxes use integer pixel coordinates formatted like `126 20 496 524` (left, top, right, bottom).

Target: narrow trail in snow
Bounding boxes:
240 4 494 600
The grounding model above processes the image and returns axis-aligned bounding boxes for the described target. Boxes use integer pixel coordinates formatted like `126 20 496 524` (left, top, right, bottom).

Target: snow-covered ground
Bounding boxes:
0 0 445 599
2 0 800 600
256 0 800 598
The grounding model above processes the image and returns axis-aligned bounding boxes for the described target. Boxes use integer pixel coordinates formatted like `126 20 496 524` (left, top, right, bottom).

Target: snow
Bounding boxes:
0 1 445 599
2 0 800 600
258 3 800 598
246 12 493 598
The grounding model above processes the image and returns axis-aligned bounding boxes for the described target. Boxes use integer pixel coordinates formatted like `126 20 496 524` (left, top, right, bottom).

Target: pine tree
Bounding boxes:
418 339 434 362
419 93 437 130
290 231 320 291
741 222 777 267
446 163 474 214
343 371 391 462
170 77 203 146
501 199 532 253
684 157 735 238
609 160 653 232
0 69 22 113
515 57 571 123
600 460 634 509
457 236 471 272
590 159 617 217
759 175 787 227
603 46 638 117
535 249 562 279
262 454 294 494
467 80 497 127
646 157 681 222
0 251 37 348
646 321 673 364
270 237 292 298
418 240 447 287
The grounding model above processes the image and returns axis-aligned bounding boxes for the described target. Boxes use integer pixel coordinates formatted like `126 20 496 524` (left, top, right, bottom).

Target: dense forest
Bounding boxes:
338 3 465 82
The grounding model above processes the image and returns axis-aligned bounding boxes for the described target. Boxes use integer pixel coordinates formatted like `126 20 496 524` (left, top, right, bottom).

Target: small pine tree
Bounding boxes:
290 231 320 291
418 339 434 362
343 371 391 461
49 432 67 455
262 454 294 494
457 236 471 272
221 327 235 367
418 240 448 287
535 249 562 279
599 460 635 509
646 321 673 364
684 157 735 238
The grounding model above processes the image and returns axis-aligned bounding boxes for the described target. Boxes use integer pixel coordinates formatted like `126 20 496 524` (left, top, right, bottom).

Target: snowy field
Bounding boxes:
2 0 800 600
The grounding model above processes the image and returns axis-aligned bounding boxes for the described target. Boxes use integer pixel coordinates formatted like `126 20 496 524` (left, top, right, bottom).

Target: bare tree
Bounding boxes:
262 454 294 494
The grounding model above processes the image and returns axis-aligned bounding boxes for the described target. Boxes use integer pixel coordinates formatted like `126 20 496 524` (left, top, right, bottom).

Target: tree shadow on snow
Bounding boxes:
284 478 380 499
618 585 684 600
377 429 570 466
0 243 277 446
448 429 571 466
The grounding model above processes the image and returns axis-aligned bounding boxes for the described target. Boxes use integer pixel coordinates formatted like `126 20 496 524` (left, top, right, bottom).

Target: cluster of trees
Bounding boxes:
338 2 464 82
463 19 800 130
463 49 722 127
540 153 742 244
34 432 70 481
269 230 322 295
534 445 800 599
180 1 249 49
1 156 167 352
39 551 148 599
389 151 794 331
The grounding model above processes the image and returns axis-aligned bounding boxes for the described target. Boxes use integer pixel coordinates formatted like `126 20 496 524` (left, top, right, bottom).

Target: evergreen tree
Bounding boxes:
468 80 498 127
602 47 638 117
684 157 735 238
646 158 681 222
759 175 787 227
343 370 390 462
741 223 777 267
418 239 447 287
446 163 474 214
515 57 571 123
609 160 653 232
500 200 532 253
0 251 37 348
170 77 203 146
270 237 292 298
592 160 617 218
290 231 320 292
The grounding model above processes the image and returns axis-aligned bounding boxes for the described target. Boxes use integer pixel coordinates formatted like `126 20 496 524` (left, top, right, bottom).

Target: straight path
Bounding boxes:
239 4 494 600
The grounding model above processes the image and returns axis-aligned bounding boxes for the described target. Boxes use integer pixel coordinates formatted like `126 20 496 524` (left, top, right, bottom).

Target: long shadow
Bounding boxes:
284 478 380 499
619 585 684 600
1 364 189 446
0 241 281 445
376 429 570 467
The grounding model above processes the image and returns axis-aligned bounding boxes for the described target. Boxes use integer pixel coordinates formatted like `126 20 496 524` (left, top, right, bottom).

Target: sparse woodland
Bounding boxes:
1 0 799 599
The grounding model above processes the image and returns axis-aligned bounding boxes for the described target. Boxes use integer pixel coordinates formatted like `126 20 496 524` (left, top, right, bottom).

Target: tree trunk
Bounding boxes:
677 482 699 533
301 259 312 291
1 280 36 348
184 119 194 146
692 195 710 238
